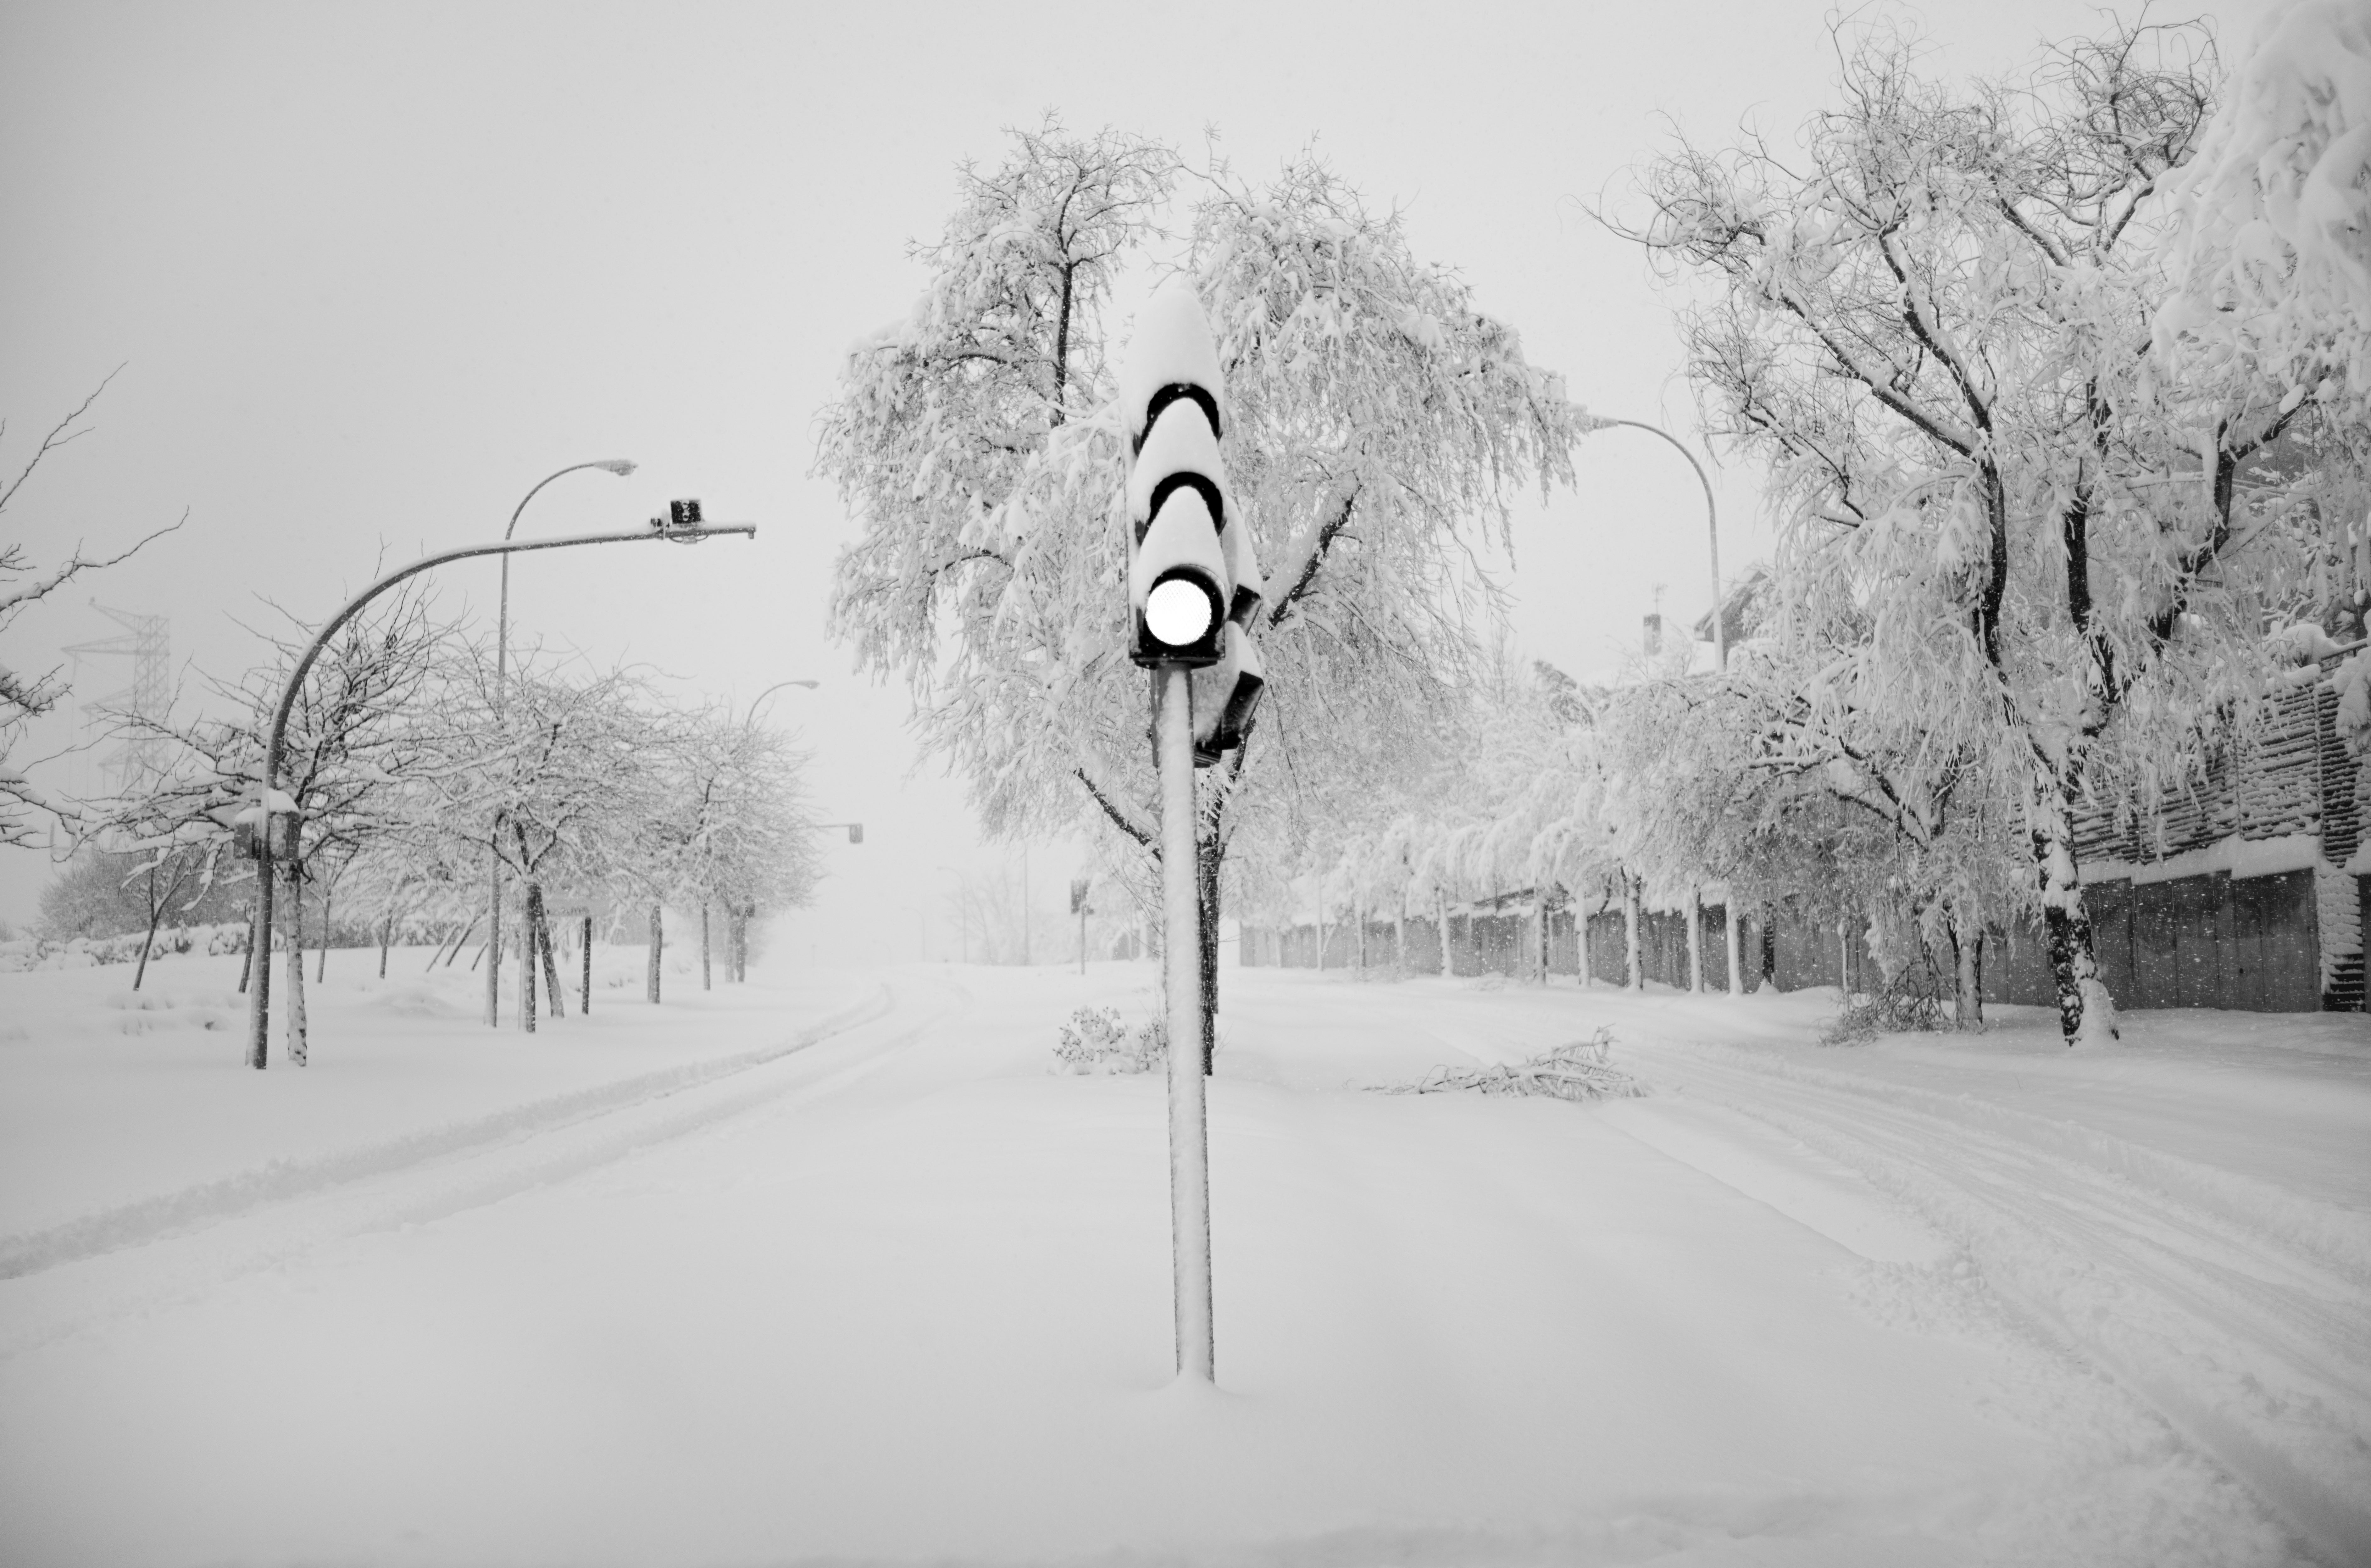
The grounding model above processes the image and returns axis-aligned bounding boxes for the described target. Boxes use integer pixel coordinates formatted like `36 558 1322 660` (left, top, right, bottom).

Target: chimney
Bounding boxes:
1642 612 1663 656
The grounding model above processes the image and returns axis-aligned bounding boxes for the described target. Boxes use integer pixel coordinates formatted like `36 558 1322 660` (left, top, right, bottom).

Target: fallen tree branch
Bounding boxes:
1374 1028 1646 1103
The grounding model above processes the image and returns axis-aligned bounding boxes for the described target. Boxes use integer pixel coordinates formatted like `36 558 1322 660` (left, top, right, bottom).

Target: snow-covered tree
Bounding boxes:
411 645 663 1022
821 124 1580 1050
1631 17 2333 1045
2153 0 2371 431
667 701 821 988
98 580 451 1056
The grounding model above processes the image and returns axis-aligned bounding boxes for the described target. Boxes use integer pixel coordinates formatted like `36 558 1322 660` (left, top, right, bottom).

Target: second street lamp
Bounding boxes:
1581 417 1725 670
489 460 635 1030
1580 415 1744 999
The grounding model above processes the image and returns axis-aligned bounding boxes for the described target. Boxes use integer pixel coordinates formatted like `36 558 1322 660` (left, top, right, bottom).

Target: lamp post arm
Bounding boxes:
1596 418 1725 670
263 525 756 795
742 678 820 732
507 463 629 542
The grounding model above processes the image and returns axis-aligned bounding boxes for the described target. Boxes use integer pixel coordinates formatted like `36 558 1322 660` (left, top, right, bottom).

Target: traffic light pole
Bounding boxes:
1155 664 1214 1383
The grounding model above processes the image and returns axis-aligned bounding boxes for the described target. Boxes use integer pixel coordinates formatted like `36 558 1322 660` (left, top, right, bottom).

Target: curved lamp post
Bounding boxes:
489 460 635 1027
1583 417 1725 671
245 514 756 1069
742 678 819 729
712 679 819 981
1582 415 1743 998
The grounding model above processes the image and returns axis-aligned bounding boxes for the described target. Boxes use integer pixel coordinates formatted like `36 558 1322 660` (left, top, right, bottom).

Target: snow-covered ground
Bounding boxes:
1 949 2364 1566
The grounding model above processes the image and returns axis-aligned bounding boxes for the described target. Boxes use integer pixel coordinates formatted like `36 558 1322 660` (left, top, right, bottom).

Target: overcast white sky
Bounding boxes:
0 0 2261 959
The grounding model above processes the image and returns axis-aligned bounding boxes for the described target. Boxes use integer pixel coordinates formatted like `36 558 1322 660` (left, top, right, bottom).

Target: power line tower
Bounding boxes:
62 600 170 798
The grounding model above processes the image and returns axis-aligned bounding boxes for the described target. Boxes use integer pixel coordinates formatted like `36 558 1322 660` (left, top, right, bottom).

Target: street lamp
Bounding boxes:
490 460 635 1029
742 679 820 729
246 510 754 1069
1582 417 1725 670
714 680 819 982
1582 415 1741 999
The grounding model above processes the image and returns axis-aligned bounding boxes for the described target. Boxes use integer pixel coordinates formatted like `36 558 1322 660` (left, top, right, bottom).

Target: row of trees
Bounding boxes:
820 7 2367 1045
47 577 820 1055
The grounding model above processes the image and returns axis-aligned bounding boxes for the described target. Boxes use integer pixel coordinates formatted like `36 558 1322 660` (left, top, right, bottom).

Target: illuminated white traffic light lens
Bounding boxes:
1145 578 1215 647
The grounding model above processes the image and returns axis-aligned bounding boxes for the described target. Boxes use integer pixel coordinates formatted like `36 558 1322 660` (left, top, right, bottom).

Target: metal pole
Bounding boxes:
1156 664 1212 1383
492 461 634 1029
243 522 752 1068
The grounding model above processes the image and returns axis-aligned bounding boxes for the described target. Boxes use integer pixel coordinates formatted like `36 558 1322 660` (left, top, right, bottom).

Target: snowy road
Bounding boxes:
0 954 2358 1565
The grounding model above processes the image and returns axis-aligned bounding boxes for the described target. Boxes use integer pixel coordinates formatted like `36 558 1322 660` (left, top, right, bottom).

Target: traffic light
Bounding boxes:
1190 621 1265 765
1123 282 1258 671
1121 281 1267 764
652 499 707 541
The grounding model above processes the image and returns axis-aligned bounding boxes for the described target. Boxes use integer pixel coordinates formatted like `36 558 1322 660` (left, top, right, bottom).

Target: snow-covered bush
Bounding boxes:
1052 1006 1166 1075
1823 964 1952 1045
0 920 253 974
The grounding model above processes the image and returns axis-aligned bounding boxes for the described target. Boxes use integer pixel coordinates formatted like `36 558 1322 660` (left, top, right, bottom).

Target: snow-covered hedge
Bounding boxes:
0 922 250 974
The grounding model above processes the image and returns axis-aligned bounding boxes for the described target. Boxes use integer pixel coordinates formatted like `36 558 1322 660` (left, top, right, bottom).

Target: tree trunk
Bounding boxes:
379 908 394 979
2030 767 2116 1045
435 914 478 971
1724 897 1744 997
581 913 593 1014
1624 878 1643 991
1395 893 1407 979
1686 886 1705 994
701 902 712 992
1355 896 1367 972
519 887 539 1034
134 896 165 992
647 904 663 1004
1536 892 1550 984
239 892 257 994
1578 895 1594 988
1952 915 1986 1030
1435 888 1451 978
285 865 308 1067
1313 874 1325 973
534 889 564 1019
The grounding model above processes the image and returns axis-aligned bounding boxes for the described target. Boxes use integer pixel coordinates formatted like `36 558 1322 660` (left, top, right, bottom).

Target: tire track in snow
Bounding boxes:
1640 1038 2371 1567
0 981 959 1359
0 986 896 1282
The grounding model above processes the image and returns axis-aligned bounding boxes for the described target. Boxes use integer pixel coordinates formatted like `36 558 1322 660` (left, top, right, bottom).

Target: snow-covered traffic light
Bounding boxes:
233 790 301 860
1122 282 1262 674
1191 620 1266 765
